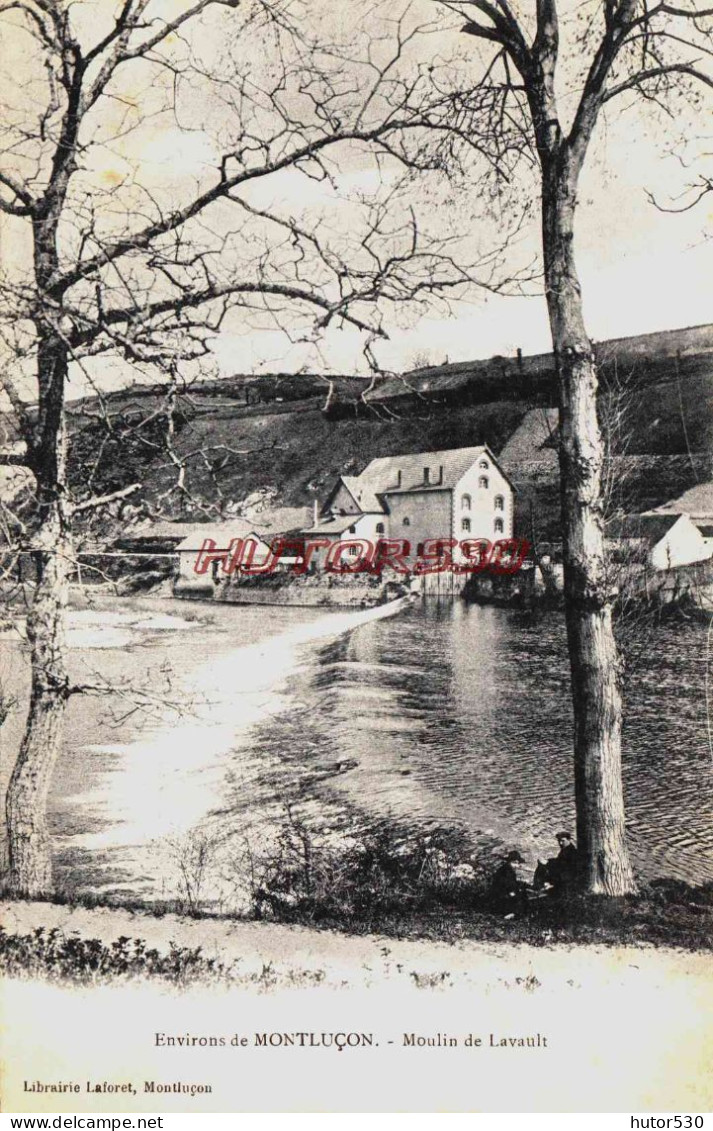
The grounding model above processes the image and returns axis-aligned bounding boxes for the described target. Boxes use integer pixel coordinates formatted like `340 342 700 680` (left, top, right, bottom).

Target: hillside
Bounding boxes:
61 322 713 543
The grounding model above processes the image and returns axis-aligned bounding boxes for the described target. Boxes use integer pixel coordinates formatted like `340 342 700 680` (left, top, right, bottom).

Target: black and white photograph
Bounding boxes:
0 0 711 1115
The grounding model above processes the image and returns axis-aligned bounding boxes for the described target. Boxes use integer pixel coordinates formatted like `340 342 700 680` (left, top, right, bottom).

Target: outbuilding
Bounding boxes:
606 512 711 570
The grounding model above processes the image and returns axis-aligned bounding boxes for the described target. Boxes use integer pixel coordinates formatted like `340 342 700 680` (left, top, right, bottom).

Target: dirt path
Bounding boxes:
2 897 710 991
2 899 712 1112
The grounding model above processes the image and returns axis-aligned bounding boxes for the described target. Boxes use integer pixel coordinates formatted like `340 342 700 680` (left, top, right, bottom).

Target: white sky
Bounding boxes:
189 122 713 380
207 0 713 378
1 0 711 398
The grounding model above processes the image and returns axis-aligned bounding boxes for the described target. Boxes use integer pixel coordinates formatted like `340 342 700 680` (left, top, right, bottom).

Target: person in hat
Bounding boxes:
554 831 579 888
486 849 528 912
534 832 579 894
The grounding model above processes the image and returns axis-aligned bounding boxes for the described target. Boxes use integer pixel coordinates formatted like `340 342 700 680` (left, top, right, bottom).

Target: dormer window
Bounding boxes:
424 466 430 484
478 476 489 489
396 470 402 488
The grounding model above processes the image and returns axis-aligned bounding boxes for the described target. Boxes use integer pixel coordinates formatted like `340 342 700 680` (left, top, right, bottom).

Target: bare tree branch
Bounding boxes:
71 481 142 514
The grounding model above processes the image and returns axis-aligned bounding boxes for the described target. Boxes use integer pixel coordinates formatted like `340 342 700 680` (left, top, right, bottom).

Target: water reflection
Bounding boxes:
1 596 710 898
285 602 713 885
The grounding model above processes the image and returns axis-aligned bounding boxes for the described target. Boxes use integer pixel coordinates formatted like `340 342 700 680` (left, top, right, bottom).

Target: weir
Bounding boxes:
54 597 411 897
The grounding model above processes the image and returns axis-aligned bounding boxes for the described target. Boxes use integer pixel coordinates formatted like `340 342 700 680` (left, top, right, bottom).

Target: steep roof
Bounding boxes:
339 474 385 514
652 481 713 522
353 446 497 497
606 513 684 544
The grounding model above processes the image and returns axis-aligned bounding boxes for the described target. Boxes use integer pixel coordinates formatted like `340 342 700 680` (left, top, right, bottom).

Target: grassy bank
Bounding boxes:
2 814 711 988
0 884 711 991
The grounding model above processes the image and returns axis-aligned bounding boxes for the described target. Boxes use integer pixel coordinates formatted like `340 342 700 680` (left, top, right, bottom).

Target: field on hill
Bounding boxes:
59 323 713 542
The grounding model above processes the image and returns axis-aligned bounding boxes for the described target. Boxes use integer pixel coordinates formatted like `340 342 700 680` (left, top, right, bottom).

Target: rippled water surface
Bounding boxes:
290 603 713 885
1 596 710 896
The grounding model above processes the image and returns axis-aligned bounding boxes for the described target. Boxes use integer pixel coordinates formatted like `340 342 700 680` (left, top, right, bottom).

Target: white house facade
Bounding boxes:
175 521 273 584
303 446 516 569
648 482 713 558
606 513 711 571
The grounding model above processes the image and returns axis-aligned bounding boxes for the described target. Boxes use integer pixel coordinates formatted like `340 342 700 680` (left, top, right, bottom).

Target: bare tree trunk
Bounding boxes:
542 157 636 896
5 332 71 897
6 515 70 896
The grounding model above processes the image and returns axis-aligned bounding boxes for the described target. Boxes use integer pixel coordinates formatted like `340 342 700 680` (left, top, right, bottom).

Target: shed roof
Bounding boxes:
606 513 683 543
652 481 713 522
302 513 372 535
129 521 203 543
244 505 312 535
175 521 270 551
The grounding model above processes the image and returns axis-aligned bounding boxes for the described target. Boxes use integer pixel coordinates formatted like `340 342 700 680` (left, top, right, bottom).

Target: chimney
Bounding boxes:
517 347 523 372
313 499 319 526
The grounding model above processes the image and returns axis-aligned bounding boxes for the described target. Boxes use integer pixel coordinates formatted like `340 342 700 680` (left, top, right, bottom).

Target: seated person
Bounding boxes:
486 850 528 911
534 831 579 894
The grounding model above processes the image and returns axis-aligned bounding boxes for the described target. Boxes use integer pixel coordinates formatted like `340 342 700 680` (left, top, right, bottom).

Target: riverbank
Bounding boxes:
1 891 712 990
1 849 712 990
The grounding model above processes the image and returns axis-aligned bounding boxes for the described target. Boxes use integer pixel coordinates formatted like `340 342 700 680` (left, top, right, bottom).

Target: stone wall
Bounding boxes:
210 569 407 608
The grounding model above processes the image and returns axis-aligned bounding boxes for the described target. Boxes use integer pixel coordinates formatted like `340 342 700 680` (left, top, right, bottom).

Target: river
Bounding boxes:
0 595 711 904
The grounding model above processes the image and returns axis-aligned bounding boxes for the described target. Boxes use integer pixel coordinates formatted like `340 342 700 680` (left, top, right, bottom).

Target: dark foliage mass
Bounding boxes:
0 927 237 987
240 814 713 952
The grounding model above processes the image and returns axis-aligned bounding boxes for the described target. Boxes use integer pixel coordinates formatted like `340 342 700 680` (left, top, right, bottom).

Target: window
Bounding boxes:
348 545 358 556
478 458 489 470
403 516 410 527
494 518 504 534
478 476 489 489
461 493 471 511
349 525 356 534
461 518 471 533
417 542 424 556
376 522 385 535
494 495 504 511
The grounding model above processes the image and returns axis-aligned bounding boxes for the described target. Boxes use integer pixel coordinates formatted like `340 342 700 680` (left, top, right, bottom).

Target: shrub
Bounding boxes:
0 927 230 986
241 808 490 925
